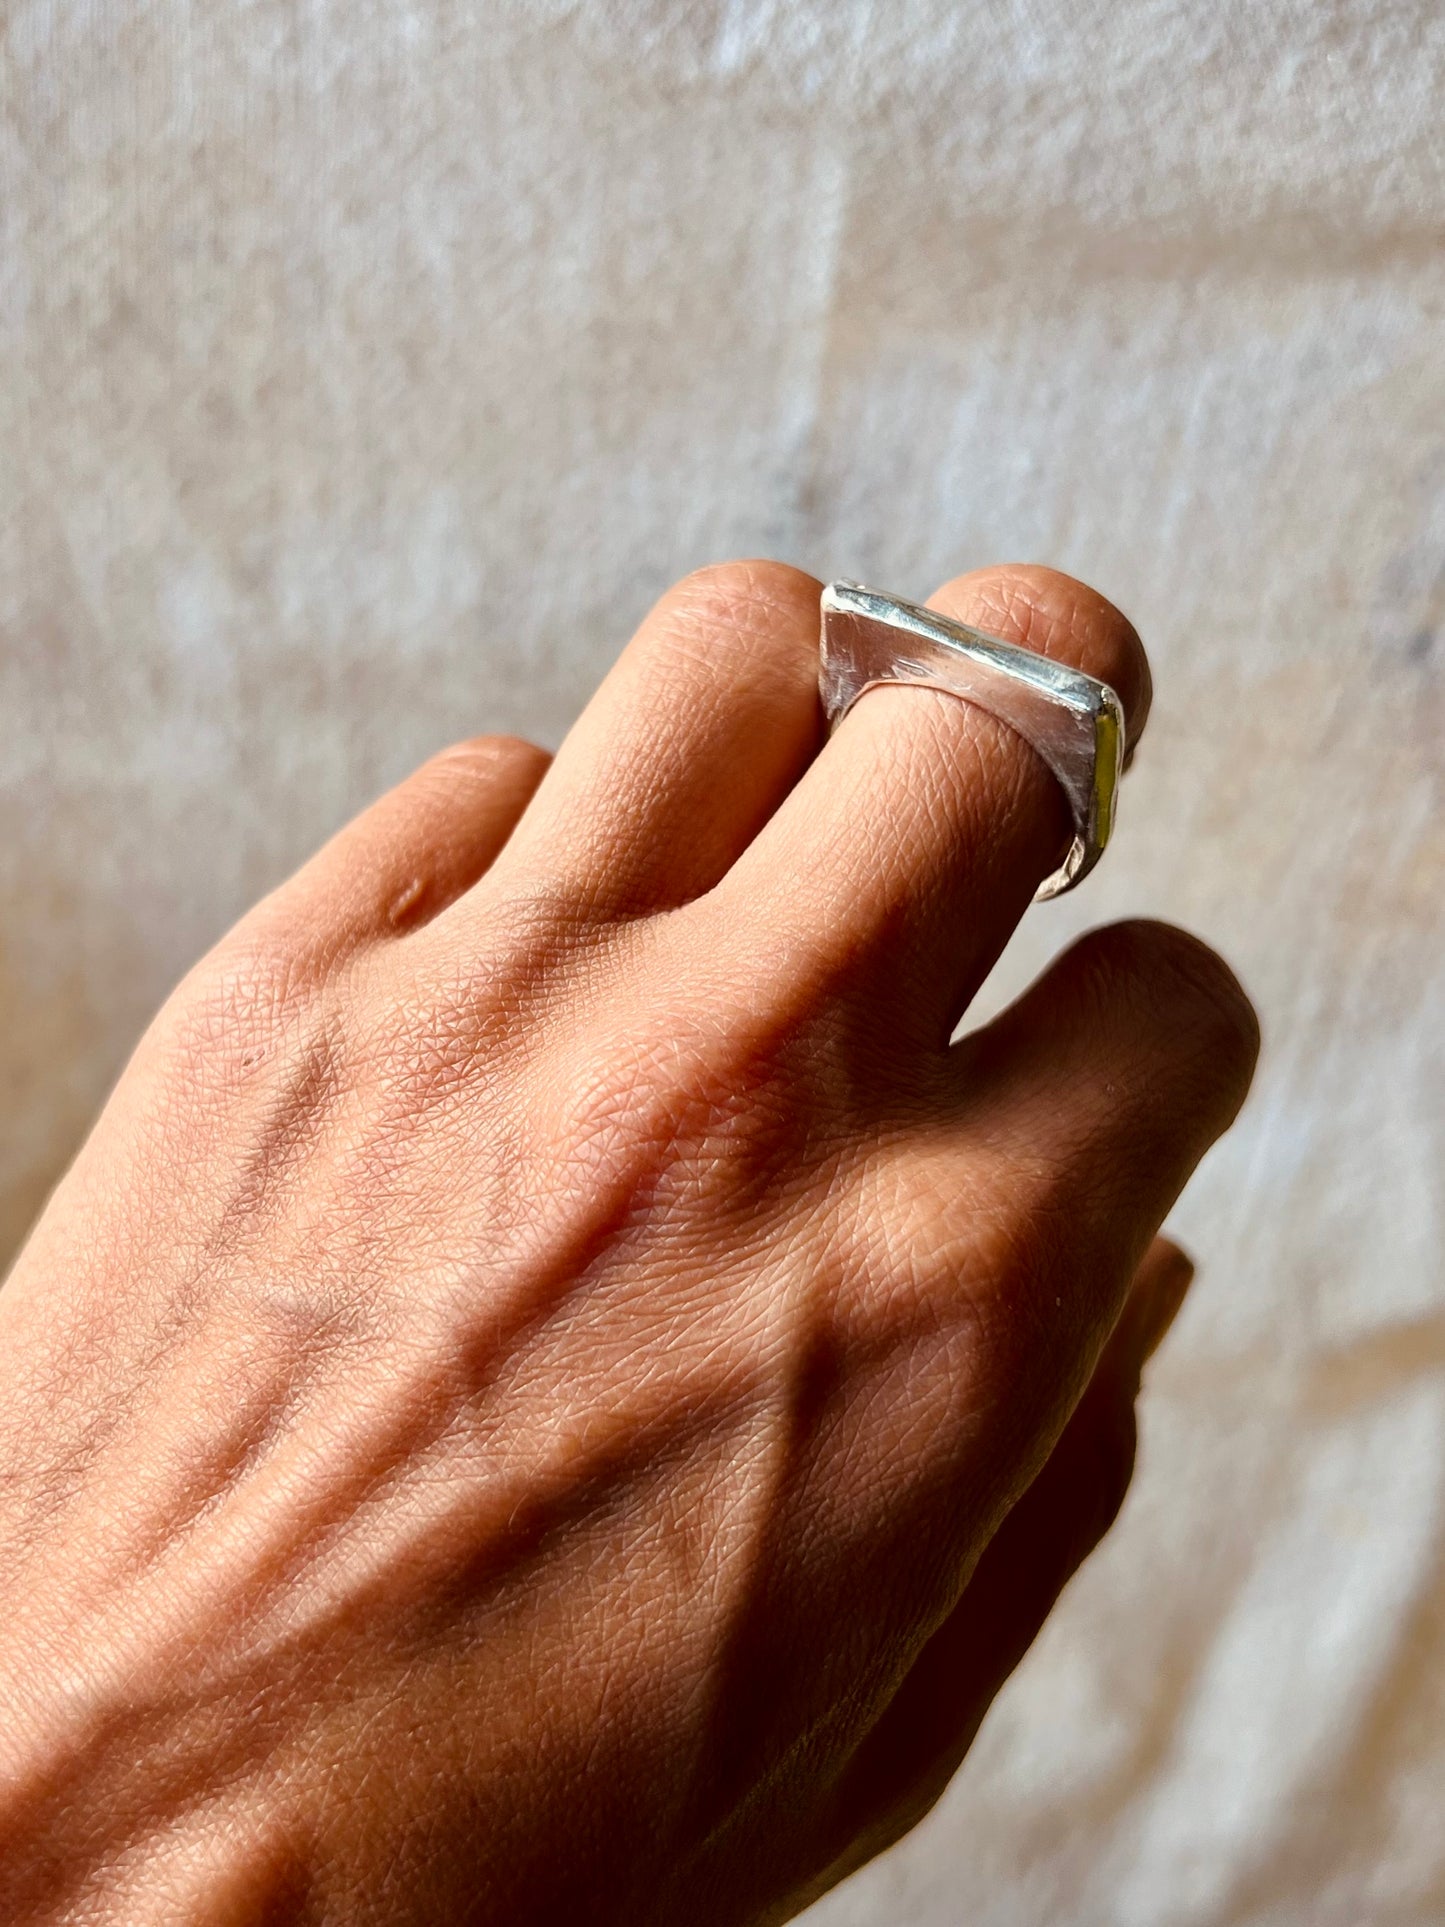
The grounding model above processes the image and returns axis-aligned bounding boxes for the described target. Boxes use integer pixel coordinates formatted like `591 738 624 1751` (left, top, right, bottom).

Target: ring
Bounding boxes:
819 580 1126 900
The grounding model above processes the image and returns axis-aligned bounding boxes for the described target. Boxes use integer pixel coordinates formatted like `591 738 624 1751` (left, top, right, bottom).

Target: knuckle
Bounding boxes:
158 923 334 1085
661 558 822 646
1108 919 1261 1090
424 734 550 790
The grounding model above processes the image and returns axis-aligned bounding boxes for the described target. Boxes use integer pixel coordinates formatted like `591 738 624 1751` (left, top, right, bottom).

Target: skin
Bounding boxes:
0 561 1258 1924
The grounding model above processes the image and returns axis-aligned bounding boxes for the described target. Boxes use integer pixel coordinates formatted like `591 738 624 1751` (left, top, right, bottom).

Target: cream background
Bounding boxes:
2 2 1443 1921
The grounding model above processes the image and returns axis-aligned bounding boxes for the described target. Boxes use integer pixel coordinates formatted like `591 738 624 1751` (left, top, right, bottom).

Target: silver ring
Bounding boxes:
819 580 1126 900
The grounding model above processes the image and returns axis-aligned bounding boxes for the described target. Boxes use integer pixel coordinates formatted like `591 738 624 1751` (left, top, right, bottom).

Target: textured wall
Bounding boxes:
2 2 1442 1921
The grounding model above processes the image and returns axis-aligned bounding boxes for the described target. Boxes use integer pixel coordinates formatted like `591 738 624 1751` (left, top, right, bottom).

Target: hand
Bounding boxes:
0 562 1257 1924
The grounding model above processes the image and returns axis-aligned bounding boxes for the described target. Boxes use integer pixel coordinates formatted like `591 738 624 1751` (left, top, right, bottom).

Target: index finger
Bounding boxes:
710 565 1152 1047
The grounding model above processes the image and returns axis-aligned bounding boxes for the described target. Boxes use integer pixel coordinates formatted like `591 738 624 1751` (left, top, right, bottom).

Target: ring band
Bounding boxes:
819 581 1126 900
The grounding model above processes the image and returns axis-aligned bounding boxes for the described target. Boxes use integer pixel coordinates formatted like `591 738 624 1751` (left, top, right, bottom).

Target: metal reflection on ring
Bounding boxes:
819 580 1126 900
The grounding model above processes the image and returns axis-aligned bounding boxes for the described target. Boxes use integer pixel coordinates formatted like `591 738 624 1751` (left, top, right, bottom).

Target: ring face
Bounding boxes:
819 581 1126 900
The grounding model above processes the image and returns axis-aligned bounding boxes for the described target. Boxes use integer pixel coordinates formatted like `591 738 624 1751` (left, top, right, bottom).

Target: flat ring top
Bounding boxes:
819 581 1126 900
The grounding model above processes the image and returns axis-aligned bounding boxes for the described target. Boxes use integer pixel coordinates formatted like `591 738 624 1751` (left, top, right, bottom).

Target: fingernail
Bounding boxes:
1137 1243 1195 1364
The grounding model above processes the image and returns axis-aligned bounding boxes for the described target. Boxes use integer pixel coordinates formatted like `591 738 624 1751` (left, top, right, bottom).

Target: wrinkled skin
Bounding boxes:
0 562 1257 1924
